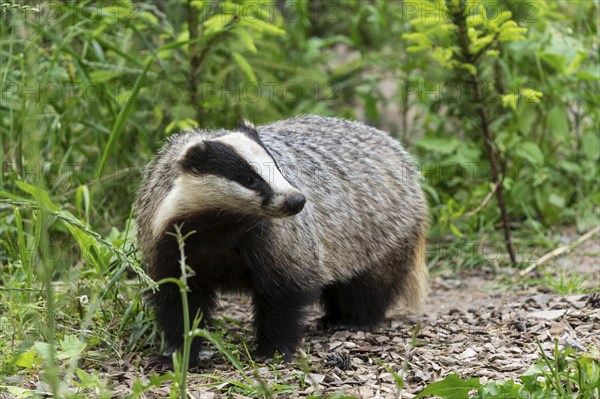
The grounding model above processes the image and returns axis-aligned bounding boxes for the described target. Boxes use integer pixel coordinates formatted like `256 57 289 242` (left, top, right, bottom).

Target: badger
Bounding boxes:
134 115 428 368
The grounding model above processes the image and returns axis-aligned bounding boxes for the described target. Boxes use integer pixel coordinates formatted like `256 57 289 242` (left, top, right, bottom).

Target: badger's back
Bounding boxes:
258 115 428 307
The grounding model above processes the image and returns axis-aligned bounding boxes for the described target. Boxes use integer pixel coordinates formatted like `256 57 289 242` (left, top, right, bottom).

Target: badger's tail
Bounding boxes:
401 223 429 310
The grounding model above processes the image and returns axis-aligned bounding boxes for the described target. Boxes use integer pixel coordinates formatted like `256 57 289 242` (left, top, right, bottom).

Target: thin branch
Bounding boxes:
520 225 600 277
188 0 201 124
461 181 501 219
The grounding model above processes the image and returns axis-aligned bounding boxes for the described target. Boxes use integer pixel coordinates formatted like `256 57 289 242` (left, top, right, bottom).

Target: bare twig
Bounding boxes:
520 225 600 277
461 181 501 219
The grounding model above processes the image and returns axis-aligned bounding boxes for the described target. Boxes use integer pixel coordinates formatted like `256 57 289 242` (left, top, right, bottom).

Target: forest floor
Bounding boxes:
103 236 598 399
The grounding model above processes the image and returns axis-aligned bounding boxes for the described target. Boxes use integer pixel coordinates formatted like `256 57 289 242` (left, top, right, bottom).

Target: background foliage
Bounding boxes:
0 0 598 397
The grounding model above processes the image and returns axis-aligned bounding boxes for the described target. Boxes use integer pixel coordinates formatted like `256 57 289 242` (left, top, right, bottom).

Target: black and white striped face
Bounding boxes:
152 124 305 237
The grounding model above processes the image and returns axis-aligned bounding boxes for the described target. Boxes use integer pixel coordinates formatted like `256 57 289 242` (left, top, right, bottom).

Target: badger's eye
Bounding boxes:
242 176 256 187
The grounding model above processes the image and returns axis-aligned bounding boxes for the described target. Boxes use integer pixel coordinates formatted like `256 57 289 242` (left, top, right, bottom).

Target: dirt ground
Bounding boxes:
97 236 599 398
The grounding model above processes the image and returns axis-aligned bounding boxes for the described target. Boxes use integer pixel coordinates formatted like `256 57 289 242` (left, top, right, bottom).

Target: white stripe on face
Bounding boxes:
151 173 264 238
213 133 298 197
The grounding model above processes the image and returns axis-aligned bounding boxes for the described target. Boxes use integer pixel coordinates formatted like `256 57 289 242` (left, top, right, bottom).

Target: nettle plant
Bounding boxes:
402 0 599 263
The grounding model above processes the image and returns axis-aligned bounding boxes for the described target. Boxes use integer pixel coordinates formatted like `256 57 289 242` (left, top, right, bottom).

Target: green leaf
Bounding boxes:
7 386 35 398
241 18 286 36
15 181 59 211
470 30 494 54
540 33 585 74
514 141 544 165
403 32 432 52
582 131 600 160
57 335 86 360
165 118 199 134
548 193 565 208
473 380 526 398
546 107 569 140
364 95 379 121
540 53 565 73
75 185 91 222
519 363 546 392
232 52 258 83
432 47 454 67
74 368 101 388
517 103 537 133
203 14 234 35
575 68 600 81
497 20 527 42
520 88 543 103
32 342 53 361
560 161 581 174
461 63 477 75
89 70 123 84
12 350 36 369
443 143 481 166
565 50 588 74
236 28 257 53
415 374 481 399
450 224 464 238
502 94 518 110
415 137 461 154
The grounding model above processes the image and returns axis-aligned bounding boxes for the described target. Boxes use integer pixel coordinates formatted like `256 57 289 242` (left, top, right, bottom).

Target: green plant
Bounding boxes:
400 0 599 266
416 341 600 398
157 224 200 397
540 267 594 295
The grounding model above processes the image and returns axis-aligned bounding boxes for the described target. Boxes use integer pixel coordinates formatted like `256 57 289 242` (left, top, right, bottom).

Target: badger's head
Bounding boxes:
151 121 305 237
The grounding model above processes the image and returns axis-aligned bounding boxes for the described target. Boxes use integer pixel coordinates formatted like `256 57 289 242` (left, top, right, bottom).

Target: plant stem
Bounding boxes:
470 73 517 265
188 0 201 124
42 244 60 397
174 224 191 398
453 2 517 266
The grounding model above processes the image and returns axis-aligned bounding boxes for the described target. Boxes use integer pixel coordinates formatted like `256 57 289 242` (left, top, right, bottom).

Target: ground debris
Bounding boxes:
97 240 599 399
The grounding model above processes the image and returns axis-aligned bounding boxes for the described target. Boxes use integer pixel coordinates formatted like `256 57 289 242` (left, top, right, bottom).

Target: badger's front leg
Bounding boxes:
242 224 321 362
252 287 315 361
152 282 217 368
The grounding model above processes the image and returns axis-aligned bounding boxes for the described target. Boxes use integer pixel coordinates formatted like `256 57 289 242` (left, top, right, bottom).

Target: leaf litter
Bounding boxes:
113 238 599 398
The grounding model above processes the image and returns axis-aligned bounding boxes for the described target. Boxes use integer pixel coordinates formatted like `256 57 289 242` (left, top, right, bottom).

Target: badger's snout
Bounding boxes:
282 193 306 215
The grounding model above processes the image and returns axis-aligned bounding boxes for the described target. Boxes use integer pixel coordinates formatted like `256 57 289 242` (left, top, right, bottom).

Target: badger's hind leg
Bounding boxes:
319 270 393 330
252 288 316 361
319 229 428 330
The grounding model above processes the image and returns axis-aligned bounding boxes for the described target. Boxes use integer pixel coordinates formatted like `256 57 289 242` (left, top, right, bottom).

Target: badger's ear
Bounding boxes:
177 142 206 174
236 120 260 141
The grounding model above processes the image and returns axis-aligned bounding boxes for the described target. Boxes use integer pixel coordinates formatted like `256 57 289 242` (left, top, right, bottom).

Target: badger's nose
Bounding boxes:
283 193 306 215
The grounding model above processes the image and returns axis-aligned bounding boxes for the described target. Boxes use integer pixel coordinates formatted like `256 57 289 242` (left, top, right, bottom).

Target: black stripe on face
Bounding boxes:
179 141 274 205
235 122 282 171
236 121 260 141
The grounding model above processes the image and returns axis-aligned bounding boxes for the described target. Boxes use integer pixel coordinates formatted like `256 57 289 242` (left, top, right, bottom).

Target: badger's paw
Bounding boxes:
146 353 200 371
146 354 174 371
253 345 293 363
317 315 377 331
